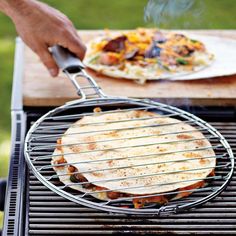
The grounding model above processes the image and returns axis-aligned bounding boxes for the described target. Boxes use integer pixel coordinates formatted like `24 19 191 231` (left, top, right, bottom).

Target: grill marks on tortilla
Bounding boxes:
52 150 213 208
52 110 216 208
177 134 193 139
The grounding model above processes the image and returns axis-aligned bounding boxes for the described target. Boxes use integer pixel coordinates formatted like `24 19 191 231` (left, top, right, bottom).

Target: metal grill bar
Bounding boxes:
37 113 179 130
44 154 224 178
43 105 161 121
29 127 209 144
30 133 215 151
30 119 197 140
59 164 227 190
76 176 221 198
63 99 136 109
32 144 222 161
101 187 219 205
31 136 214 157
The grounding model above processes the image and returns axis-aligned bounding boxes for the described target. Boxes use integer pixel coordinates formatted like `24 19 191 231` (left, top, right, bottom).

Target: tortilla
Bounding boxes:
52 149 110 201
84 28 214 83
52 110 216 207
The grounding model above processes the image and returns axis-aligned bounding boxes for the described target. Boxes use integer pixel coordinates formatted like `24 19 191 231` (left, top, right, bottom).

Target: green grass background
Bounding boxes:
0 0 236 228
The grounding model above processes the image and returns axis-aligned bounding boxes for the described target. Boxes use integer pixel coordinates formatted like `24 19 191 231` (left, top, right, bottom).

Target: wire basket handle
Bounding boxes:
51 45 107 100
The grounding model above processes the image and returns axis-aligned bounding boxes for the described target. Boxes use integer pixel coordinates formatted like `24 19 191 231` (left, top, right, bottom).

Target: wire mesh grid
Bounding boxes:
24 98 234 215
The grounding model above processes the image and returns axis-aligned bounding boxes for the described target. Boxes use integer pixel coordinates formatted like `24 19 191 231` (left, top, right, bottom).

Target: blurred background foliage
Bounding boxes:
0 0 236 227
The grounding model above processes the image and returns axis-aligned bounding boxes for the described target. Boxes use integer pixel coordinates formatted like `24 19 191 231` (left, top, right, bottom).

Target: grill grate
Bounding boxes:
24 99 234 215
27 122 236 235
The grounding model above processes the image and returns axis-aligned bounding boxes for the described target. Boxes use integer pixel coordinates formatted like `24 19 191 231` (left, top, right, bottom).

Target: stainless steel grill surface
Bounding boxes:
27 121 236 235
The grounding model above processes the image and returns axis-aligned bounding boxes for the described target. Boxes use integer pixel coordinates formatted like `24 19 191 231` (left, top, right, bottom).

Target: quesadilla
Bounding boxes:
84 28 214 83
52 109 216 208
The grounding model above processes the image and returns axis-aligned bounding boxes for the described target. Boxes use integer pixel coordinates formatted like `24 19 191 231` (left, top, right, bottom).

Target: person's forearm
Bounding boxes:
0 0 35 23
0 0 23 17
0 0 11 13
0 0 86 77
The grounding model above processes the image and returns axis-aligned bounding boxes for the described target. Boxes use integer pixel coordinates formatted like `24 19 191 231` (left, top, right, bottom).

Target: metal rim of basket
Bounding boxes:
24 97 235 215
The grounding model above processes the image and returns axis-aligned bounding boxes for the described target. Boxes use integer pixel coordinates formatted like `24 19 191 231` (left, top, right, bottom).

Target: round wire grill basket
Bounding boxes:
24 98 234 215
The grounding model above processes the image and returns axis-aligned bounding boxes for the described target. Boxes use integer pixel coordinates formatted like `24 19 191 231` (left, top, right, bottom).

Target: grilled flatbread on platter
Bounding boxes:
52 110 216 208
84 28 214 84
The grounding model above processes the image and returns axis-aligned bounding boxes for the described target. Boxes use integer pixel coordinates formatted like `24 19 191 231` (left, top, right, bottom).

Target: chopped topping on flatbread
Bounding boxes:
84 28 213 83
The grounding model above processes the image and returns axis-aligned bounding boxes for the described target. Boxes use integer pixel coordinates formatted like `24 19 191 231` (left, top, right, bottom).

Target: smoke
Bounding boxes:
143 0 207 110
144 0 204 28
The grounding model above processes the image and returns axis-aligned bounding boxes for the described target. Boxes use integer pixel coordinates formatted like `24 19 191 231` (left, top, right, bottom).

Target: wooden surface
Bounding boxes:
23 30 236 107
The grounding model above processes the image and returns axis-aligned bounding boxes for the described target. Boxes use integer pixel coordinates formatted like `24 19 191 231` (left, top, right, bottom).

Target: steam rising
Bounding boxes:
144 0 204 28
144 0 205 109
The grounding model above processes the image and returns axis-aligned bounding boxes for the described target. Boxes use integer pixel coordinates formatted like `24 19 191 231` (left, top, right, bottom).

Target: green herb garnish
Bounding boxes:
190 39 199 43
163 65 170 71
176 58 189 65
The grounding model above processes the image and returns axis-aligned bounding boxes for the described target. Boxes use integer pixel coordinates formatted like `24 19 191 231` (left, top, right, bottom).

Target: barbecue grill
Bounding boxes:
1 38 236 235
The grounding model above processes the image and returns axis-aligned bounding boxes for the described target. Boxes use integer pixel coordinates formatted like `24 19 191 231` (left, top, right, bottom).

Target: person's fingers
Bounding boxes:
35 46 59 77
62 33 87 60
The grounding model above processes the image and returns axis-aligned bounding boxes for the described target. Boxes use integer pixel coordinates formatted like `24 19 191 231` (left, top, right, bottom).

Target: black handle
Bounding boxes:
51 45 85 73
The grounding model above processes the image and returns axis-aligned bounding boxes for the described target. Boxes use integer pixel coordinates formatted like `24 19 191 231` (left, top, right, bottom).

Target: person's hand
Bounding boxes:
4 0 86 77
